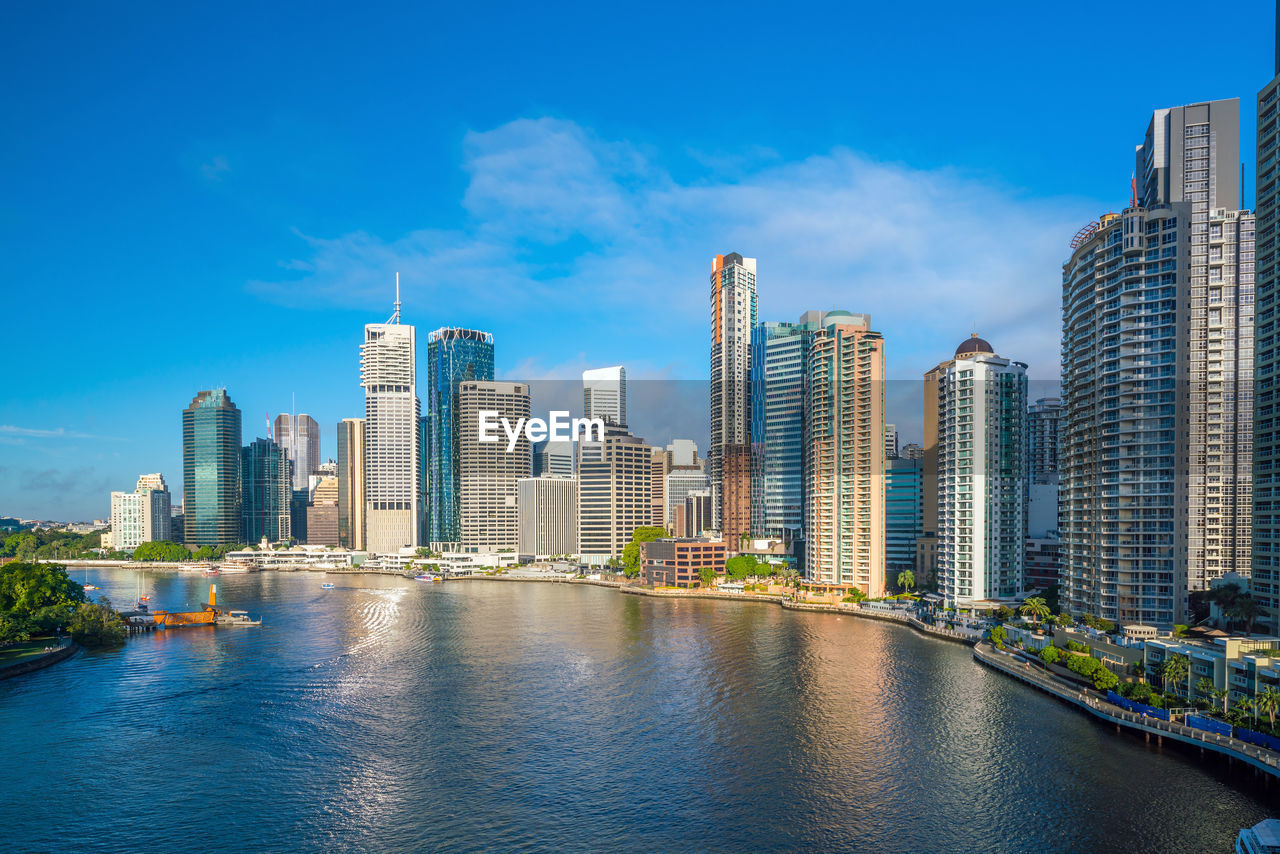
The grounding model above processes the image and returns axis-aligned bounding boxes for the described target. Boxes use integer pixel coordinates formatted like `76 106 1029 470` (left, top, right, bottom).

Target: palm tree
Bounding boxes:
1195 677 1216 706
1237 697 1258 729
897 569 915 594
1159 654 1190 698
1210 687 1230 718
1257 687 1280 731
1020 597 1050 627
1229 597 1264 637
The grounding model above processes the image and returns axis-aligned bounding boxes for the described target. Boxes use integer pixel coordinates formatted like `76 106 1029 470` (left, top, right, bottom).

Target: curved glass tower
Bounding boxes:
426 328 494 544
182 388 242 548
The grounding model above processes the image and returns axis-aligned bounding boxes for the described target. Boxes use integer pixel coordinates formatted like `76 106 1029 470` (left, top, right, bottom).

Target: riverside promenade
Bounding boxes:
973 640 1280 781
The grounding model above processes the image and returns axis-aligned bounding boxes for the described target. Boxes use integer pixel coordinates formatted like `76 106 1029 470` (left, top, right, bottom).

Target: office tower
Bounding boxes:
885 456 923 582
650 447 667 528
750 316 820 543
1256 46 1280 631
1065 102 1254 626
583 366 627 427
336 418 366 550
362 292 421 554
306 476 339 546
109 474 171 552
457 381 531 552
273 413 321 491
804 312 886 595
517 475 578 560
418 416 428 544
182 389 242 548
1027 398 1062 481
900 443 924 460
426 327 495 544
290 489 309 543
674 489 713 538
578 427 654 565
241 437 292 543
533 440 574 477
935 337 1028 604
316 461 338 478
884 424 899 460
709 252 757 542
666 467 711 527
665 439 699 469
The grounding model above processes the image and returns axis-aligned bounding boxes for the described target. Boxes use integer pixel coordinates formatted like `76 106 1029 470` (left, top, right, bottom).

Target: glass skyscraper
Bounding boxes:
750 314 820 542
426 327 494 544
241 437 292 543
182 388 242 548
885 456 923 581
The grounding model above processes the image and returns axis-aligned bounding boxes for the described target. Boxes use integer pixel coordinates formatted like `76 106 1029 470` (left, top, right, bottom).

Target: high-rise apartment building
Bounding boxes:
109 473 172 551
916 357 949 587
885 456 922 582
336 417 365 550
935 337 1027 604
650 447 667 528
665 439 699 469
578 427 654 565
884 424 899 460
241 437 292 544
457 381 531 552
583 366 627 427
1027 397 1062 482
362 295 421 554
1255 48 1280 632
709 252 757 542
182 389 242 548
517 475 578 560
273 413 321 491
804 312 885 595
750 316 819 543
1065 101 1254 626
426 327 494 544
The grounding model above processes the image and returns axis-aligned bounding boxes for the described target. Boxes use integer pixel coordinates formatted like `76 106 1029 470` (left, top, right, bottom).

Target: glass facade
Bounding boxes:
426 328 494 544
885 457 923 578
241 437 292 543
182 389 242 548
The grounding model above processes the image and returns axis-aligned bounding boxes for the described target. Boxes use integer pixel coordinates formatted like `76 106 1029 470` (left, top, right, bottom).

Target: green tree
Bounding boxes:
1257 686 1280 731
621 527 668 578
1020 596 1050 626
1229 596 1264 637
0 613 31 645
1092 667 1119 692
0 562 86 632
1195 677 1216 706
1158 654 1190 698
989 625 1007 649
698 566 717 588
1039 645 1061 665
68 597 125 648
1172 624 1189 638
725 554 761 580
132 541 192 562
192 546 216 561
896 569 915 593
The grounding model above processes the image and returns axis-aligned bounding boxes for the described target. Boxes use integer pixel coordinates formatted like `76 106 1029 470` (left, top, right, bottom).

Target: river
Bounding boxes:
0 568 1273 852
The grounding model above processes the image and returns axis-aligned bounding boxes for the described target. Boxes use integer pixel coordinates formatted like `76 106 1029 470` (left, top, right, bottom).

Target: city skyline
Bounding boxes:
3 2 1276 521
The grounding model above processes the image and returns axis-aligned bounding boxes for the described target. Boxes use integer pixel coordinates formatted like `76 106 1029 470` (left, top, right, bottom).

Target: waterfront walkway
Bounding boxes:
973 640 1280 780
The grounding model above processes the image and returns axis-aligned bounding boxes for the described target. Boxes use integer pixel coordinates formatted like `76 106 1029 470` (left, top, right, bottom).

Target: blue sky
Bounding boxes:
1 0 1274 520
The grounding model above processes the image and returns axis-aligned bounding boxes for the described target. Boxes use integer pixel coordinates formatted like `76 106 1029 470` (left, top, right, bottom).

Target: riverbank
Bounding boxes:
973 640 1280 781
0 642 77 681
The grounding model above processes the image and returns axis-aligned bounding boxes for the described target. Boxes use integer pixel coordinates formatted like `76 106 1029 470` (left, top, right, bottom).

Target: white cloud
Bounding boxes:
0 425 117 441
250 117 1103 386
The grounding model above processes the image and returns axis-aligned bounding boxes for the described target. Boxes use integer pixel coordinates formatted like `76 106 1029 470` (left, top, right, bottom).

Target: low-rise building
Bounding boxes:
1144 635 1280 706
640 537 726 588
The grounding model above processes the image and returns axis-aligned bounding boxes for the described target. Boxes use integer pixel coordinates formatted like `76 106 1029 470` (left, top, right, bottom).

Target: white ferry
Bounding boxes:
1238 819 1280 854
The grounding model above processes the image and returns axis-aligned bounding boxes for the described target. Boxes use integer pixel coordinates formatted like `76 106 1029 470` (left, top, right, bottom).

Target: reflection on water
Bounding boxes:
0 569 1272 852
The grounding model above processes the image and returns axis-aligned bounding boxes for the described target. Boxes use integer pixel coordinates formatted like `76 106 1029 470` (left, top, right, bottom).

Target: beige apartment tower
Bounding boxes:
457 381 532 552
578 428 655 565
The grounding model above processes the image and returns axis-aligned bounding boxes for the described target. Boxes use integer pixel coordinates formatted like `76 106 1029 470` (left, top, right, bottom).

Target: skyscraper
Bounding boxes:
457 381 531 552
1026 397 1062 482
884 424 899 460
885 456 923 583
517 475 578 560
362 289 421 554
583 366 626 426
709 252 757 543
533 440 574 477
750 315 820 543
182 389 242 548
241 437 292 543
1064 101 1254 626
935 336 1027 604
273 412 321 491
336 417 365 550
804 312 885 595
109 473 172 552
578 427 654 565
426 327 494 545
1255 42 1280 632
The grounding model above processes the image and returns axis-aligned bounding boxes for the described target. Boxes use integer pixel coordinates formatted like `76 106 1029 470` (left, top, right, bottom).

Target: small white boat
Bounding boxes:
321 583 335 590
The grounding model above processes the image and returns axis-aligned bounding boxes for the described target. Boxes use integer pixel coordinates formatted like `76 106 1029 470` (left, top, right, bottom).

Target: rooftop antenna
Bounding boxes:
388 271 402 324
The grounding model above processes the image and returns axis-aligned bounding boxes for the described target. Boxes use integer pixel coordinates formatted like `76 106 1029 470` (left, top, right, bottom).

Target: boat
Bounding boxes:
414 574 443 583
216 609 261 627
176 563 204 573
321 583 336 590
219 557 255 573
83 584 99 591
1237 820 1280 854
203 567 220 576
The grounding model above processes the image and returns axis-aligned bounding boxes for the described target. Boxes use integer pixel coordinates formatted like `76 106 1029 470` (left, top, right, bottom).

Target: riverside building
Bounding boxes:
1064 101 1254 627
182 388 242 548
109 473 172 551
362 289 421 554
709 252 757 543
336 417 366 550
577 426 654 565
426 327 494 544
457 381 531 552
804 312 886 596
241 437 292 543
517 475 578 560
935 336 1028 604
273 412 320 491
1258 46 1280 633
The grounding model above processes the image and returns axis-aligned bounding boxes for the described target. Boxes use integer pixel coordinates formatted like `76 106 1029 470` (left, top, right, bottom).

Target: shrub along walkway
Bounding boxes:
974 640 1280 780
